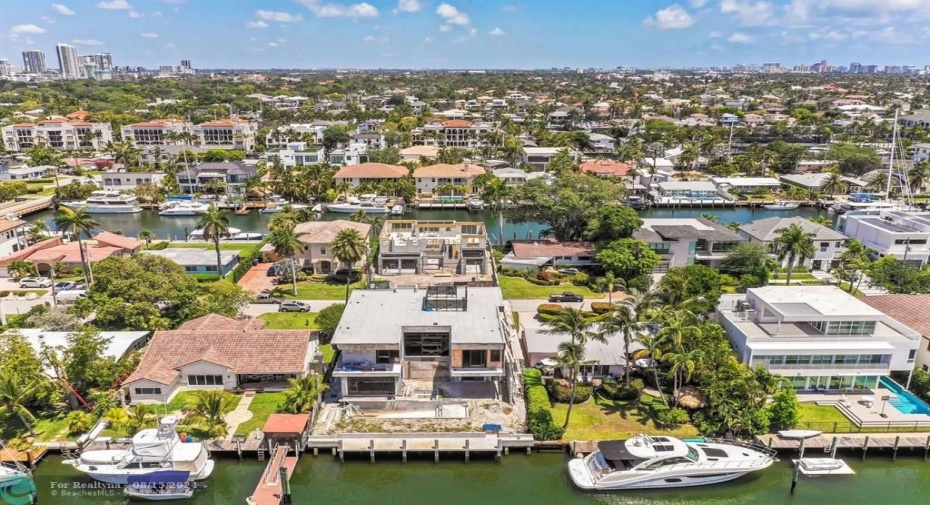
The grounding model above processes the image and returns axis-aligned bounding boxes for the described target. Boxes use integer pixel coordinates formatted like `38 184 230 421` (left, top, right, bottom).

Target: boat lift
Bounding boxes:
782 430 855 494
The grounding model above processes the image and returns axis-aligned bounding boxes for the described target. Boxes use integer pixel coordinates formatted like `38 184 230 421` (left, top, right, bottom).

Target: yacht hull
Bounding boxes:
326 204 391 214
71 459 214 485
83 206 143 214
568 459 752 490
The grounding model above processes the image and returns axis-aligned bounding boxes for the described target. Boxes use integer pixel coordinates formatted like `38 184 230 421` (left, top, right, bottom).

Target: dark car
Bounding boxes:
266 265 276 276
331 268 361 283
548 292 584 303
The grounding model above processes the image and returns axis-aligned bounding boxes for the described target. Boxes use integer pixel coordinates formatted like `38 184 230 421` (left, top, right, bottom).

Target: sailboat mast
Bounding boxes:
885 109 897 200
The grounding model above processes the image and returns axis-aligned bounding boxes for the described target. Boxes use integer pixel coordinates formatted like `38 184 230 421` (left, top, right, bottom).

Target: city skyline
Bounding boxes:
0 0 928 70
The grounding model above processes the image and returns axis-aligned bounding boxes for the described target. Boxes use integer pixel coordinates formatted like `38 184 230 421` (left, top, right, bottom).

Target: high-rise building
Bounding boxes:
0 59 10 77
849 62 862 74
819 59 828 73
92 53 113 71
22 50 47 73
181 60 191 70
56 43 81 79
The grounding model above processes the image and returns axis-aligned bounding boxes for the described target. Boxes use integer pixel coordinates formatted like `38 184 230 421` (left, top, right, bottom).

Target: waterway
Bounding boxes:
29 453 929 505
27 206 834 242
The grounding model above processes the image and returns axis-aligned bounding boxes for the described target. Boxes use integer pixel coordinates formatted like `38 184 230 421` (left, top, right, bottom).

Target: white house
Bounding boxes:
492 167 528 186
656 181 722 201
0 165 50 181
716 286 920 391
711 177 782 195
413 163 485 195
634 218 746 271
501 240 596 270
521 147 580 171
98 172 166 191
842 210 930 267
913 143 930 163
738 217 849 272
586 133 616 153
0 217 28 258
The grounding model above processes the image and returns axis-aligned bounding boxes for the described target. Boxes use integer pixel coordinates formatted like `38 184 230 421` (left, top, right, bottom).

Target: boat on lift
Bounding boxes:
763 201 800 210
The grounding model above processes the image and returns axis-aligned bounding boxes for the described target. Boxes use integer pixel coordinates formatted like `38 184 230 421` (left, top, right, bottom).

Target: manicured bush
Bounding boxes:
656 407 690 428
523 368 564 441
570 272 589 285
600 379 644 401
0 291 10 298
590 302 611 314
548 381 594 404
230 241 267 283
147 241 170 251
536 304 563 316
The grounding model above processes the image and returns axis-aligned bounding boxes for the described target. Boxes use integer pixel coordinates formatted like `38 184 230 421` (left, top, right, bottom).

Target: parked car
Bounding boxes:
53 281 76 292
255 291 283 304
279 300 312 312
548 292 584 303
19 277 52 288
331 268 361 283
56 290 88 304
266 265 276 277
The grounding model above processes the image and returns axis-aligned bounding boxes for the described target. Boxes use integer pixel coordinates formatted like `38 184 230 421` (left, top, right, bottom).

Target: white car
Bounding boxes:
279 301 312 312
19 277 53 288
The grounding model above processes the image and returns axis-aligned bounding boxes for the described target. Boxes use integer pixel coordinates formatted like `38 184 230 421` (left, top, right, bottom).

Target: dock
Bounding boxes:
755 433 930 460
0 196 54 217
0 445 48 467
306 432 535 462
246 445 298 505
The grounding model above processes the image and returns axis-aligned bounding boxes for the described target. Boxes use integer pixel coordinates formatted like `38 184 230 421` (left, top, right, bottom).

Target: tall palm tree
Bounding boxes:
598 303 637 385
866 171 890 195
54 206 99 285
196 204 231 280
481 177 512 247
165 131 196 194
555 340 587 430
821 171 847 196
632 332 669 408
666 348 705 406
126 403 157 433
267 225 304 296
541 307 598 347
909 161 930 194
773 223 816 284
138 229 155 249
348 209 369 224
330 228 367 302
0 372 41 437
595 272 622 306
678 142 700 173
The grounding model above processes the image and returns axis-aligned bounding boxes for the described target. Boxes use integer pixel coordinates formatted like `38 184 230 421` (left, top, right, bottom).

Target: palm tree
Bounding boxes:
268 210 298 232
808 215 832 227
598 303 637 385
678 142 700 173
330 228 367 302
348 209 369 224
555 340 587 430
481 177 512 247
0 373 41 437
165 131 196 194
666 348 705 406
541 307 598 346
773 223 816 284
632 332 669 408
281 373 328 413
28 220 50 243
595 272 622 306
909 161 930 193
196 204 231 280
821 171 847 196
126 403 157 433
138 229 155 248
866 171 890 195
54 206 99 285
191 391 232 438
267 225 304 296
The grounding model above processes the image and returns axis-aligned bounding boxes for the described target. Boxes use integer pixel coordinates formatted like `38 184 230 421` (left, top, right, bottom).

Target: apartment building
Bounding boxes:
331 285 508 397
634 218 746 271
120 119 192 147
192 119 258 151
55 43 80 80
2 119 113 152
377 220 490 276
413 119 496 148
717 286 920 391
842 211 930 267
738 217 848 272
22 50 47 73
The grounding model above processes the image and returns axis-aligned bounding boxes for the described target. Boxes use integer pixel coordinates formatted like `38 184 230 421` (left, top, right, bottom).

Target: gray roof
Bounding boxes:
332 287 506 346
190 162 256 176
521 315 641 366
738 217 847 242
649 219 744 242
143 248 240 267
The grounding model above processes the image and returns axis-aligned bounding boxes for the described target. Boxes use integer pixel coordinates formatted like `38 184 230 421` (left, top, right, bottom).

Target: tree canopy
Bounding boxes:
507 174 624 242
594 238 660 288
584 205 643 243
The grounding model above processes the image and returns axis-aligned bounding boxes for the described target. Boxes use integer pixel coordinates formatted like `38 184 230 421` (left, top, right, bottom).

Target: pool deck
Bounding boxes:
800 386 930 428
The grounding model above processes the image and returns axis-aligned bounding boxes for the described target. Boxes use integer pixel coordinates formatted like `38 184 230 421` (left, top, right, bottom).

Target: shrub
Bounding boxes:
230 241 266 283
295 271 308 282
656 407 690 428
0 291 10 298
548 381 594 404
526 276 560 286
523 369 564 441
536 304 563 316
590 302 611 314
570 272 589 285
147 241 170 251
601 379 644 401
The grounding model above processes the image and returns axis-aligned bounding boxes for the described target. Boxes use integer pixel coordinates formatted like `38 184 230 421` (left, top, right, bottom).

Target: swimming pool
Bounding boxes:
879 376 930 415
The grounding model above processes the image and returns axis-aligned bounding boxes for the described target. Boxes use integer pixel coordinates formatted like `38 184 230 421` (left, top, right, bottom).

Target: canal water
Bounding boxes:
28 206 833 242
29 453 929 505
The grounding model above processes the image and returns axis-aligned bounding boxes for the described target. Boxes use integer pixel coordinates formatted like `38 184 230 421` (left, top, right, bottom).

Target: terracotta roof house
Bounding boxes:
580 160 633 178
333 163 408 186
121 314 319 405
413 163 486 194
265 220 372 274
501 240 596 270
860 295 930 372
0 232 140 277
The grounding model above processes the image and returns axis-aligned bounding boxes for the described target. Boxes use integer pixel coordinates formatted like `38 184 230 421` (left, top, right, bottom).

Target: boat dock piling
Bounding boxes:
307 433 534 463
755 433 930 461
246 444 298 505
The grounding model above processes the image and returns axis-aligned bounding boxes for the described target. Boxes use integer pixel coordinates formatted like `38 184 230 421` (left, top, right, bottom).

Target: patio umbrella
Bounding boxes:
676 385 708 410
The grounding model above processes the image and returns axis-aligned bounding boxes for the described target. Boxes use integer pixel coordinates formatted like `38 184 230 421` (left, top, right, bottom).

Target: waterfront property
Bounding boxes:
333 162 408 187
98 171 167 191
579 160 632 178
176 161 258 195
492 167 528 185
377 220 490 277
842 210 930 267
501 240 595 270
192 119 258 151
1 118 112 152
655 181 724 202
716 286 921 392
120 119 191 147
287 219 372 274
634 217 746 271
711 177 782 195
521 147 580 171
738 216 848 272
413 163 485 195
0 164 53 181
779 173 867 194
519 312 639 373
0 232 140 277
0 216 27 257
121 314 319 405
860 295 930 372
331 285 509 398
143 247 241 278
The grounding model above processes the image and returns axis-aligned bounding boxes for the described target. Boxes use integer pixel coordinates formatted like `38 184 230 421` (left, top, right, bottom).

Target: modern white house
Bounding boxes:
655 181 723 202
331 285 509 398
98 172 167 191
716 286 920 391
737 217 848 272
377 220 490 276
0 217 28 258
587 132 616 153
521 147 580 171
634 218 746 272
711 177 782 195
842 210 930 267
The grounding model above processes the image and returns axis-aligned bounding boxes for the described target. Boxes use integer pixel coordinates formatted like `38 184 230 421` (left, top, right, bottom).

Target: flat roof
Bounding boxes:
657 181 718 191
332 287 506 346
9 329 149 377
143 248 239 266
748 286 886 318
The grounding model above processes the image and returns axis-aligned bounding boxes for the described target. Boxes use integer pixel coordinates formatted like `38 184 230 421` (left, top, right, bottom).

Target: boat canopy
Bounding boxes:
126 471 190 485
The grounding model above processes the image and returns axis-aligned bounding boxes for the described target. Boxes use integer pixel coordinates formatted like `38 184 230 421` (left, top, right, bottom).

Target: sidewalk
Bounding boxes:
223 392 255 439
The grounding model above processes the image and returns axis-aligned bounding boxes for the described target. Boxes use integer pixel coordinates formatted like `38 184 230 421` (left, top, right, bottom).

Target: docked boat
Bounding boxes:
62 190 142 214
763 201 799 210
390 205 405 215
568 435 776 490
467 198 485 211
259 203 310 214
124 471 201 501
188 227 262 241
0 463 36 505
624 195 647 210
326 195 391 214
63 416 215 485
159 201 211 216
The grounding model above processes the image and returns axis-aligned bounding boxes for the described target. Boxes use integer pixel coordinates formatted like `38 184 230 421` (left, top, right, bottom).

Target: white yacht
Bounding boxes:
188 227 262 241
568 435 775 490
326 195 391 214
63 190 142 214
260 202 311 214
159 201 211 216
63 416 215 485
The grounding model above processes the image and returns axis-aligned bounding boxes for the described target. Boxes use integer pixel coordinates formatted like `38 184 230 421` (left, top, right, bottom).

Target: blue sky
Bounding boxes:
1 0 928 69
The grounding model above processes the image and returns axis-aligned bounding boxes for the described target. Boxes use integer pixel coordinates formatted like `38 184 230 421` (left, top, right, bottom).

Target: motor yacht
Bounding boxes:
568 435 775 490
763 201 800 210
63 416 215 485
62 190 142 214
326 195 391 214
159 201 211 216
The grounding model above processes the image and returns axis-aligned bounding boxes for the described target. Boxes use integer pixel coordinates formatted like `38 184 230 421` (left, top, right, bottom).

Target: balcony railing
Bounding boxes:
752 361 890 372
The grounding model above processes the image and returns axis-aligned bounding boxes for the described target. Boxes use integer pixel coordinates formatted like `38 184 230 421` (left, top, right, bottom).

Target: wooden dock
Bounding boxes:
755 433 930 460
0 196 53 217
246 445 298 505
306 432 535 462
0 445 48 467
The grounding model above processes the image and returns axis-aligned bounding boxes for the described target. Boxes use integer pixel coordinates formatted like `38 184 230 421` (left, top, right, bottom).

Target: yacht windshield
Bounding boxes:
686 445 700 462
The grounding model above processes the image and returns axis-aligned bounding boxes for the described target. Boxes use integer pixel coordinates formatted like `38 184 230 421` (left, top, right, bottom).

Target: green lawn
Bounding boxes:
838 282 865 297
0 289 49 297
0 411 73 442
164 391 240 415
498 276 604 300
233 392 288 436
796 403 849 426
547 392 700 441
274 279 363 300
257 312 319 329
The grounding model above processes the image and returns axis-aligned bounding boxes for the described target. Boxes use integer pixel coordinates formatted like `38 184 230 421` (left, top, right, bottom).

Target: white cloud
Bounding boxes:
255 10 302 22
689 0 708 6
436 3 470 25
720 0 774 26
140 32 159 38
643 4 695 30
709 30 723 37
10 24 46 34
439 24 451 32
96 0 132 9
246 20 269 28
423 36 434 43
128 10 141 18
268 42 278 47
489 27 506 36
73 39 104 45
396 0 421 13
297 0 380 18
40 16 57 23
53 3 75 15
363 35 376 41
727 32 754 43
872 26 912 44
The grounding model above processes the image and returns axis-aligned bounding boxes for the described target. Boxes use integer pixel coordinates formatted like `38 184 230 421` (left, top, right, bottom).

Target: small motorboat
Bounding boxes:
467 198 485 211
390 205 405 215
793 458 855 476
763 201 800 210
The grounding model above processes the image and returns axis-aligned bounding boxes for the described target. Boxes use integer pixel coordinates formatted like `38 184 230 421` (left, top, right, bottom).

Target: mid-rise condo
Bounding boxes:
2 118 113 152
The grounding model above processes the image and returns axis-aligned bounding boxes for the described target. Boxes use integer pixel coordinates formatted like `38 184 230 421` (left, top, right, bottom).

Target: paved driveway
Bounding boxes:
237 264 277 294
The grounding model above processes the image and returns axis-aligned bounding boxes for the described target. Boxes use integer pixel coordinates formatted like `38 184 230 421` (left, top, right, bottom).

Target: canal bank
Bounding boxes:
30 452 929 505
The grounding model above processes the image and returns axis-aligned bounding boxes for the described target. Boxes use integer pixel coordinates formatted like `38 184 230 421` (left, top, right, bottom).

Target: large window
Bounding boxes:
188 375 223 386
376 350 399 364
812 320 877 336
347 378 396 395
403 332 450 358
134 387 162 395
462 350 487 368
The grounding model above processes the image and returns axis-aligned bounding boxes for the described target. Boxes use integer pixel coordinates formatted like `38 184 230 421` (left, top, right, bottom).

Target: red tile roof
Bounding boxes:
0 217 27 235
414 163 485 178
94 231 141 251
860 295 930 339
510 240 595 258
334 163 408 179
129 119 183 128
294 220 371 244
25 243 124 264
199 120 246 127
442 119 472 128
67 110 89 120
580 160 632 177
263 413 310 434
178 314 267 331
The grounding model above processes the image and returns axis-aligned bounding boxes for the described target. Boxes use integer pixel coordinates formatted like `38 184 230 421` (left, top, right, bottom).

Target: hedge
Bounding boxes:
536 303 564 315
590 302 611 314
600 379 644 401
548 381 594 403
147 241 170 251
230 240 267 283
523 368 564 441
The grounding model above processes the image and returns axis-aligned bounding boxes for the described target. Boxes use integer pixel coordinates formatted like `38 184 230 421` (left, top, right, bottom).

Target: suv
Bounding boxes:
331 269 361 283
548 292 584 303
255 292 283 304
19 277 52 288
279 300 312 312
